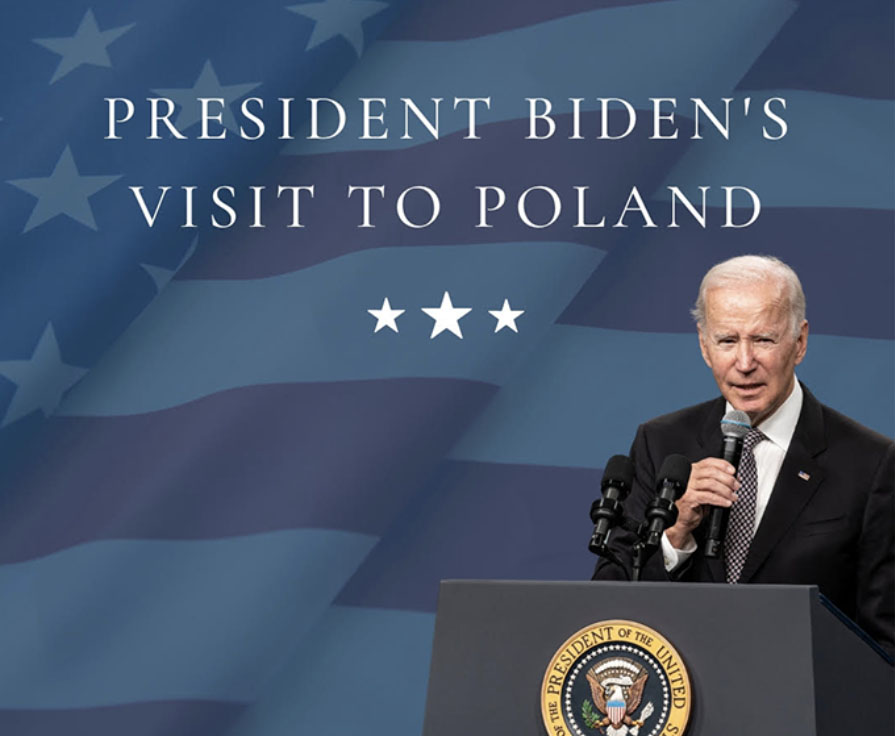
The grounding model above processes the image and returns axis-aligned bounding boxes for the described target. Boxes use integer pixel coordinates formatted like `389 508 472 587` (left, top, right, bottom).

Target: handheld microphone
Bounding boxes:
588 455 634 554
644 454 692 547
704 410 751 558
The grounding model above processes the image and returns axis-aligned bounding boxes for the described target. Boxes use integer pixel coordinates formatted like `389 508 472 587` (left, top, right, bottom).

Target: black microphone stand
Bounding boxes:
631 536 650 582
592 506 680 581
590 455 689 581
630 521 659 582
591 516 651 582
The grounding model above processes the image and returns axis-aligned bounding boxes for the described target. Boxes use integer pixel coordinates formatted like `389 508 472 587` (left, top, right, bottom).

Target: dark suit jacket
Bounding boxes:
593 384 895 655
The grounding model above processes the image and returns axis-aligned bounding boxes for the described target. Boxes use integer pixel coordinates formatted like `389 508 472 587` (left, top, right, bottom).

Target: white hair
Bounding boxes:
691 255 806 337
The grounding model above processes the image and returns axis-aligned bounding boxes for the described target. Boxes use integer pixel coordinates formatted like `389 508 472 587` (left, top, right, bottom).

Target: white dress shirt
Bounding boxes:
661 380 804 570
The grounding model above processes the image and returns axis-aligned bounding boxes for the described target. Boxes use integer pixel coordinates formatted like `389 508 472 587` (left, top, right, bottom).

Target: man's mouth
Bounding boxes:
733 383 764 393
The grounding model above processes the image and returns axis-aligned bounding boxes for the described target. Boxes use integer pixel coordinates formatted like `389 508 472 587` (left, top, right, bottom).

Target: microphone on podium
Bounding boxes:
704 410 751 559
588 455 634 554
643 454 691 548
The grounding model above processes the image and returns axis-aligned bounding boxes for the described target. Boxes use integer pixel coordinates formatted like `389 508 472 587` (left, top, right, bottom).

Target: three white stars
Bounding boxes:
367 293 524 338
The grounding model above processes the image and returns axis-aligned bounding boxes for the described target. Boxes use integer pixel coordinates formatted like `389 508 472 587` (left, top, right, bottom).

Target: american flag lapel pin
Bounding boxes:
798 471 811 481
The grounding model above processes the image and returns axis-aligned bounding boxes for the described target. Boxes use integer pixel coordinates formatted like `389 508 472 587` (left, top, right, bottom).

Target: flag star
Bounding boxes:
33 9 134 84
287 0 389 57
421 291 472 339
153 60 261 133
0 324 88 427
488 299 524 333
7 146 121 232
367 297 405 333
141 236 199 293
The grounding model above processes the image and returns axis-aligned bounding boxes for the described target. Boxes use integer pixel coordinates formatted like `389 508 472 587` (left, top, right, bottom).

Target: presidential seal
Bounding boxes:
541 620 691 736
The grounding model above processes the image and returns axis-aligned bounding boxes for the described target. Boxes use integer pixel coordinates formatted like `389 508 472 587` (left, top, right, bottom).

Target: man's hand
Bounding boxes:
665 458 739 549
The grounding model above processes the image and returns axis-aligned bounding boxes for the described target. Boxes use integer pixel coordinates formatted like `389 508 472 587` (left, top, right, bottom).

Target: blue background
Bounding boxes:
0 0 892 733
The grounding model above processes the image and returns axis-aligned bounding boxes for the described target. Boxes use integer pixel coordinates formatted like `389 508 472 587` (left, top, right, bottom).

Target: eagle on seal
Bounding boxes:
585 658 649 733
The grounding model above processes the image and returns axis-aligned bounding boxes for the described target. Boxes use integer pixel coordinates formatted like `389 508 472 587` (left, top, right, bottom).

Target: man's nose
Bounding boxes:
735 341 756 371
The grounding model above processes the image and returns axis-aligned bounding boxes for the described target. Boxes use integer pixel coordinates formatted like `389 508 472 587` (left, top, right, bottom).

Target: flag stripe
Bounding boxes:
559 207 894 339
335 460 597 612
180 114 685 279
661 91 894 209
734 0 894 99
383 0 672 42
226 606 434 736
0 531 376 707
0 702 246 736
2 330 887 564
61 243 601 417
283 0 795 155
449 327 895 469
179 94 891 279
0 379 494 564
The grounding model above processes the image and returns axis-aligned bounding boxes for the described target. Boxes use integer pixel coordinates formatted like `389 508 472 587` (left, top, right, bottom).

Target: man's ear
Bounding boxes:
794 320 809 365
698 327 711 367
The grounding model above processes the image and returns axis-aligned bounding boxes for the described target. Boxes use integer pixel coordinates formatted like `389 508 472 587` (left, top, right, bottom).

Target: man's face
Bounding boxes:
698 280 808 426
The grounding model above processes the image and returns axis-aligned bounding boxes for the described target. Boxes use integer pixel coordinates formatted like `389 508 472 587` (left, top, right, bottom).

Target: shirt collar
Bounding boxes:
725 378 803 452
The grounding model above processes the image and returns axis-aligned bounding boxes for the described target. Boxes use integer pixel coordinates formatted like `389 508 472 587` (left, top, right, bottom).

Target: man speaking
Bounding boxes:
592 255 894 656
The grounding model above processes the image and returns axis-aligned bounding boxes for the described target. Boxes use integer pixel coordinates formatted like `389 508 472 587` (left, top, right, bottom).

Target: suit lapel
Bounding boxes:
738 386 826 583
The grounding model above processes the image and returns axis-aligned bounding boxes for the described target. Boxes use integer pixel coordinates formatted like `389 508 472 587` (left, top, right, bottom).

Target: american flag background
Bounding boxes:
0 0 891 734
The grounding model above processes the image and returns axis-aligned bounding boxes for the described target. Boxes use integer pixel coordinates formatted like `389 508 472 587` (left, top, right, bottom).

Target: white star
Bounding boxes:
153 60 260 133
488 299 524 333
421 291 472 339
33 9 134 84
367 297 404 333
7 146 121 232
0 324 88 427
287 0 389 57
